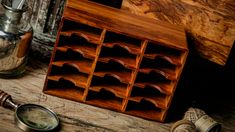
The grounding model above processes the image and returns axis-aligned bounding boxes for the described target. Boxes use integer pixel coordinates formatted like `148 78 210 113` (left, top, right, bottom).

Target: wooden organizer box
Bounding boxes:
43 0 188 122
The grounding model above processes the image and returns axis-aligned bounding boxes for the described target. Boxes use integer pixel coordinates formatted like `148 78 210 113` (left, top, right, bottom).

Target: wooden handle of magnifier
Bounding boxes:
0 90 12 108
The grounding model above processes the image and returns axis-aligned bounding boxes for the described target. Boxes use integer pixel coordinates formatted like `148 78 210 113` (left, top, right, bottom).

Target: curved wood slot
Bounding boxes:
61 19 102 44
94 61 133 84
58 33 98 46
130 86 169 109
89 87 125 98
103 43 141 55
139 68 177 81
91 75 128 86
44 79 84 101
86 89 123 111
50 64 81 75
135 72 174 95
145 43 184 65
100 43 138 56
56 46 96 59
54 49 95 61
104 31 142 55
93 72 130 84
99 46 137 69
93 73 129 84
98 58 137 70
91 76 128 98
134 83 173 95
60 31 100 44
93 72 132 84
144 54 181 66
52 59 93 74
95 60 133 71
56 35 97 59
125 100 164 121
141 57 178 72
47 73 88 88
136 69 173 82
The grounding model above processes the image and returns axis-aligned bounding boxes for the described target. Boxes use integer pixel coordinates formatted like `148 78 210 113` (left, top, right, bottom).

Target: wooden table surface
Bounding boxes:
1 59 235 132
0 59 172 132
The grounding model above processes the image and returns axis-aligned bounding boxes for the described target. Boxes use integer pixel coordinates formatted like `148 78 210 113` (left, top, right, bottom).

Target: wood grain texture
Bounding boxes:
44 0 66 35
64 0 188 50
30 0 51 33
122 0 235 65
43 0 188 122
1 59 235 131
0 59 173 132
29 32 55 62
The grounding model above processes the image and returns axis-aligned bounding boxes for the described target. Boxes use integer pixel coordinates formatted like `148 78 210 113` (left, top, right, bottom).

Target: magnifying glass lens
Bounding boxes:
16 104 59 131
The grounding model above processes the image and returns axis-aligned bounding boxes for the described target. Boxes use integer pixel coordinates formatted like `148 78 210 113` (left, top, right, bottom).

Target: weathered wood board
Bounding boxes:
122 0 235 65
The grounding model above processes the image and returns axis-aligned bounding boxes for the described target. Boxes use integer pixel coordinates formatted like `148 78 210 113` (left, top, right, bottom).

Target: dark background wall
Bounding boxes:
168 37 235 121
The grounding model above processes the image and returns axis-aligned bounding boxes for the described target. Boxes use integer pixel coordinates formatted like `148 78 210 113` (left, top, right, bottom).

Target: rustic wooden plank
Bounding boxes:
44 0 66 35
122 0 235 65
20 0 34 23
30 0 52 32
29 32 55 62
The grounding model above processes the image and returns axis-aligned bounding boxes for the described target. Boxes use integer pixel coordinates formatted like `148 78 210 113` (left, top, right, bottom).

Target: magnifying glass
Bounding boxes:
0 90 59 131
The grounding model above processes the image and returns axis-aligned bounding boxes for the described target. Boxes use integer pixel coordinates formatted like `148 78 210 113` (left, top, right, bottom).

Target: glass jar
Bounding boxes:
0 0 33 78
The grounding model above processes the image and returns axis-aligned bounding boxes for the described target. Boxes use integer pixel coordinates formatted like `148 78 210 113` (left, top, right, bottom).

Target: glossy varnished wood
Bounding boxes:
139 68 178 81
64 0 188 50
60 30 101 45
93 71 132 84
129 95 169 109
47 74 89 88
43 0 188 122
122 0 235 65
90 85 127 98
52 60 93 74
134 82 174 95
98 56 138 70
102 42 141 55
56 45 97 59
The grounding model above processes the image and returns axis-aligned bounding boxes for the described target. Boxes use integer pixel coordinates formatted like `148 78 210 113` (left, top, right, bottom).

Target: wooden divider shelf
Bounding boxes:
86 89 124 111
90 75 128 98
125 100 166 120
103 31 142 54
46 79 85 102
61 19 103 44
43 0 188 122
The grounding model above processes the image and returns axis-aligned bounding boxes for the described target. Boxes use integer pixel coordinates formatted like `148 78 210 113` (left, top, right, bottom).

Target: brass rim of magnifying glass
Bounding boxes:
14 104 59 132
